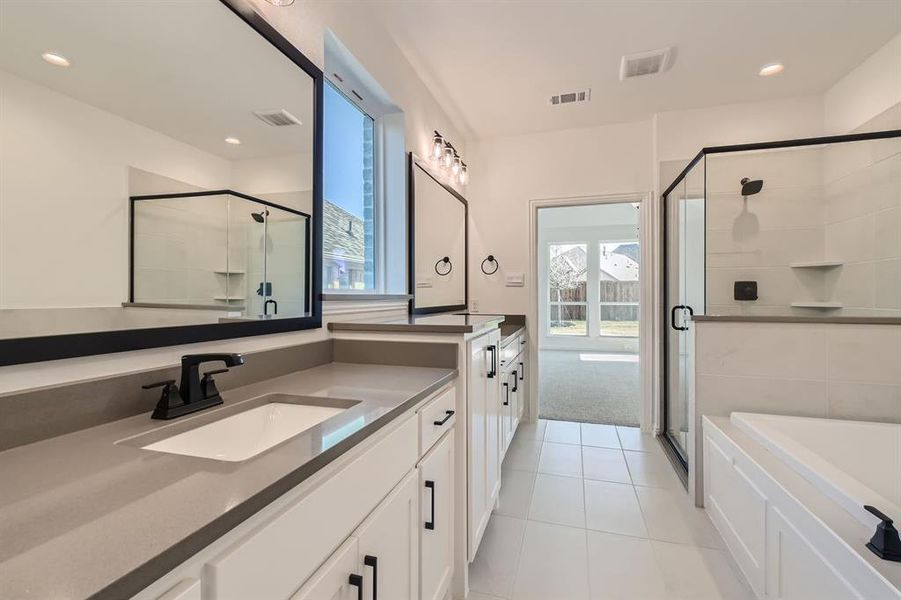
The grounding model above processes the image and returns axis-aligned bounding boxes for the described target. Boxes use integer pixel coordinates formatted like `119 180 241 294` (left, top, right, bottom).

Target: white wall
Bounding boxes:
824 32 901 135
467 119 653 315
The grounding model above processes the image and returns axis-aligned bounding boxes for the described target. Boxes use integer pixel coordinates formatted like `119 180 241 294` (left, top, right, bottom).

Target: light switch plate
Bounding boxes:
505 273 525 287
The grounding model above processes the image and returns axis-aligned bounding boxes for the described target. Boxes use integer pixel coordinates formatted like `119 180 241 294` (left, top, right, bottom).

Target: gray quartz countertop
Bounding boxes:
328 312 505 334
0 362 456 600
500 324 526 346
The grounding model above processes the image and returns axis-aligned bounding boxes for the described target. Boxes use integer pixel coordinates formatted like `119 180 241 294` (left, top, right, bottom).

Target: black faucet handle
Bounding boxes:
203 368 230 378
142 379 176 390
200 369 229 402
866 505 894 525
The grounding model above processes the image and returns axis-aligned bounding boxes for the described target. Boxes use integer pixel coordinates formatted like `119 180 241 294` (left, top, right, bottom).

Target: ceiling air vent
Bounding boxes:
253 109 302 127
619 47 674 80
549 89 591 106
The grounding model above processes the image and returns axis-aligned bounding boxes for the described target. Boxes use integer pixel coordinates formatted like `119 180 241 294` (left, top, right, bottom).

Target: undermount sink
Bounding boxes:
141 394 357 462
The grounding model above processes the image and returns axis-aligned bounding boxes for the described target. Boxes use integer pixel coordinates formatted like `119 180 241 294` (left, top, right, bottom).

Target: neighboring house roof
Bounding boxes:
323 200 364 265
551 244 639 282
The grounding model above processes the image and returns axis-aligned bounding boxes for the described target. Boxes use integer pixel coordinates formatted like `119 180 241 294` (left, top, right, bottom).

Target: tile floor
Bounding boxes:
468 420 754 600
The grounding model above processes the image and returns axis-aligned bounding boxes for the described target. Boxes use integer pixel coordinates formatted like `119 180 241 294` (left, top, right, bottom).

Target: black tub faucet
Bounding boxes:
865 505 901 562
144 353 244 420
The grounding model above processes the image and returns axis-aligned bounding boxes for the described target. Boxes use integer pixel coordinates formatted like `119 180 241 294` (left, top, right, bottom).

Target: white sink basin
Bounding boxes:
142 402 347 462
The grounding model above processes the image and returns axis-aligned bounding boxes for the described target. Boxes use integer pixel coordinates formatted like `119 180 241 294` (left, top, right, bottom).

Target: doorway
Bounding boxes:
536 202 641 426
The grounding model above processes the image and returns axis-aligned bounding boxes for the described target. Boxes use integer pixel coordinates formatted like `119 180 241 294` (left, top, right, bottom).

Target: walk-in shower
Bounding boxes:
129 190 310 318
660 128 901 472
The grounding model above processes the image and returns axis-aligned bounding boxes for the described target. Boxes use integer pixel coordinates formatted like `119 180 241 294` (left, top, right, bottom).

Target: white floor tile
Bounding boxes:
504 437 543 472
516 419 548 441
652 540 754 600
586 530 668 600
616 426 661 453
469 514 527 598
635 485 723 549
623 449 682 489
581 446 631 484
529 473 585 528
545 420 582 445
538 442 583 477
496 468 537 519
583 479 647 538
468 593 507 600
580 423 621 449
512 521 590 600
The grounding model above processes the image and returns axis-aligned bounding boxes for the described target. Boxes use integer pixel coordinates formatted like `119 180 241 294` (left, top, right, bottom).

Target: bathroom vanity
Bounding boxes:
0 344 459 600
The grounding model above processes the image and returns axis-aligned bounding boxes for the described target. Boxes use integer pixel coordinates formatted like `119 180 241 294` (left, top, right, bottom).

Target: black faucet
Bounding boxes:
144 353 244 420
865 505 901 562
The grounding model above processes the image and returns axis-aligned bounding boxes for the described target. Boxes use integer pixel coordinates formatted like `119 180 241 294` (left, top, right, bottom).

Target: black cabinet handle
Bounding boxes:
425 480 436 530
348 574 363 600
502 382 509 406
487 344 497 378
433 410 455 426
364 555 378 600
519 361 525 382
512 370 518 393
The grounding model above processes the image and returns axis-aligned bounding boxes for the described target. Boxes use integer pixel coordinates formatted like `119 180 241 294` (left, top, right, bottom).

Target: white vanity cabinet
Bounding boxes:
138 383 457 600
499 331 525 455
419 430 454 600
467 328 502 561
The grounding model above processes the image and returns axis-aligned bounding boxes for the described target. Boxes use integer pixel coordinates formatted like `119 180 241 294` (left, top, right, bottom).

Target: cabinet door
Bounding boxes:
355 471 419 600
467 329 502 560
419 432 455 600
501 370 515 453
291 538 361 600
516 352 526 423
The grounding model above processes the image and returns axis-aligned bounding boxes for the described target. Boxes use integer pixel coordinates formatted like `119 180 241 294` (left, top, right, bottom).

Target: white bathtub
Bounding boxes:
731 412 901 529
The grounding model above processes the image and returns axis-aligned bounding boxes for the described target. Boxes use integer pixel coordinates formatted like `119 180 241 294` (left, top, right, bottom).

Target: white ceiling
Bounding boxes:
375 0 901 139
0 0 314 160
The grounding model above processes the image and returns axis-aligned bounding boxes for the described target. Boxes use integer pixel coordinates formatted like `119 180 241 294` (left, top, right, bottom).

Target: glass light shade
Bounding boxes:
459 165 468 185
443 146 454 168
451 156 462 175
432 133 444 159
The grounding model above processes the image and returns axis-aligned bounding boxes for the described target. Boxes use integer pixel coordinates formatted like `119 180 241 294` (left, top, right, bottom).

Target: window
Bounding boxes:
548 243 588 336
598 242 639 337
323 82 375 291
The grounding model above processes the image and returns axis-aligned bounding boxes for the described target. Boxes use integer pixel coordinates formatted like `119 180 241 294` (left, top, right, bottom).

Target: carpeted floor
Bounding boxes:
538 350 640 426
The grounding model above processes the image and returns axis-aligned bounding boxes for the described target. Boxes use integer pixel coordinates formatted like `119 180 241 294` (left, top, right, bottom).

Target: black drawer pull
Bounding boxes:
502 381 509 406
433 410 455 426
348 574 363 600
519 361 525 382
425 480 436 530
487 344 497 378
364 555 378 600
512 370 518 393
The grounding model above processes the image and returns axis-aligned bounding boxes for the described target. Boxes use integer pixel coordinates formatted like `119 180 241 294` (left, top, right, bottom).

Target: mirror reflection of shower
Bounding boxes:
251 209 277 317
733 177 763 242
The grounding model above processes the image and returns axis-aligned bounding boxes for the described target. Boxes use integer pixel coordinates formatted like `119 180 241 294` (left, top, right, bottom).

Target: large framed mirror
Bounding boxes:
408 154 467 314
0 0 323 366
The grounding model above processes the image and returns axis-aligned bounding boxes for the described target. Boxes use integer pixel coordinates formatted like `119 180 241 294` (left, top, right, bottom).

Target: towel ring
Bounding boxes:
434 257 452 276
481 255 499 275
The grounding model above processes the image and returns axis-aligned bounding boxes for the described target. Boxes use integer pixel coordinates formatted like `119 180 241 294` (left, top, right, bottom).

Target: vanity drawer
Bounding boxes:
419 386 456 455
499 335 523 367
204 414 418 600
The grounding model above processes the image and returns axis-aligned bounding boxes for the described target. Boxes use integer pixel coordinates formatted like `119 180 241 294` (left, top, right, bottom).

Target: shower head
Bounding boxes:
251 209 269 223
740 178 763 196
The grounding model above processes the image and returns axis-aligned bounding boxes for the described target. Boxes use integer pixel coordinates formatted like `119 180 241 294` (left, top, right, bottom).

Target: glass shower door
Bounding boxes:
663 159 705 468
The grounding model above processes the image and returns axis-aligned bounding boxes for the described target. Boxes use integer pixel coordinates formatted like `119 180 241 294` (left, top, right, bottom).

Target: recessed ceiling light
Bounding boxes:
759 62 785 77
263 0 294 5
224 137 241 145
41 52 71 68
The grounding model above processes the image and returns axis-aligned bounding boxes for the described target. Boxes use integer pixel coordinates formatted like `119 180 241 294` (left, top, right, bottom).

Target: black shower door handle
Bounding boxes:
670 305 688 331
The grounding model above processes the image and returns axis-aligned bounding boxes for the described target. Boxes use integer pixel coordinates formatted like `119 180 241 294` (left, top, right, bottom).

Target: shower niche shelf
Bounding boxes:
790 302 843 309
790 261 844 269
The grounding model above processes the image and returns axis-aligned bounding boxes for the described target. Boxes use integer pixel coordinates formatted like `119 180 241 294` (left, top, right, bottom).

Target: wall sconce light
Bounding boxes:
432 130 469 185
431 131 444 160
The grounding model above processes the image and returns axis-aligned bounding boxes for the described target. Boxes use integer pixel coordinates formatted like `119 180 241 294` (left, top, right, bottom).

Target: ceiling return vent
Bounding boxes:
253 109 302 127
619 47 674 80
549 89 591 106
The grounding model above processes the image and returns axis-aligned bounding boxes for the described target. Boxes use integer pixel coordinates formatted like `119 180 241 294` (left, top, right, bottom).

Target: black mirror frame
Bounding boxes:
0 0 324 367
407 153 468 315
